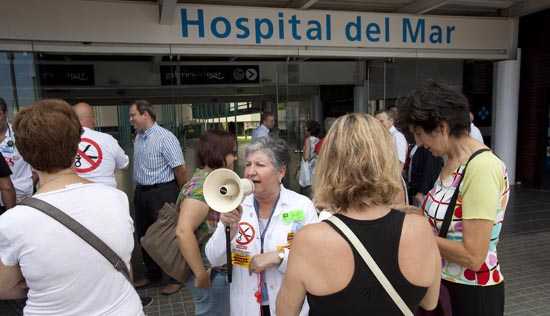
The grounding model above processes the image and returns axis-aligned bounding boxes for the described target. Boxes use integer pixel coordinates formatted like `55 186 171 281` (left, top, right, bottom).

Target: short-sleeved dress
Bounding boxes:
175 168 220 259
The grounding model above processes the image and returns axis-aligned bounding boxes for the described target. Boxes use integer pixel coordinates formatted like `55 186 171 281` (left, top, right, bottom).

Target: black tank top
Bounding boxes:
307 210 427 316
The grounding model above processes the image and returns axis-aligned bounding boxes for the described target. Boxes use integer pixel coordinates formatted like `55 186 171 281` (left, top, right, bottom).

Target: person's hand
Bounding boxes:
392 205 424 216
249 252 281 275
220 207 242 226
220 207 242 238
415 193 425 207
194 269 211 289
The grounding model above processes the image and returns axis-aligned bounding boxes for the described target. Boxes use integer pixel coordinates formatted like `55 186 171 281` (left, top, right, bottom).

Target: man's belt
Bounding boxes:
135 180 176 191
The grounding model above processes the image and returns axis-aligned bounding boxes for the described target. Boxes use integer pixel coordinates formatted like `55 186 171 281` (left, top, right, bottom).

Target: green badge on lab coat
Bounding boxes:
281 209 305 224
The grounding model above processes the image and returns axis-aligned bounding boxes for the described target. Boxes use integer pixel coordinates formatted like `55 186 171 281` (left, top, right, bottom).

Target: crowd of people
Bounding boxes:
0 80 507 316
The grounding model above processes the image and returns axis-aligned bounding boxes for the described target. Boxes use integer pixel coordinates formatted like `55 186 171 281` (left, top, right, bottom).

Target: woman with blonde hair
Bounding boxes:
276 113 440 316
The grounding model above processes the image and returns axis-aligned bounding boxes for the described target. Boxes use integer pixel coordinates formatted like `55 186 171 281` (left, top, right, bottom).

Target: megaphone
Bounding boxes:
203 168 253 284
204 168 254 213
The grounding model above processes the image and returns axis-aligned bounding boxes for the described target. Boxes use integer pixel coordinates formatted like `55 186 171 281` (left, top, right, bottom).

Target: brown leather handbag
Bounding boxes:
140 202 207 282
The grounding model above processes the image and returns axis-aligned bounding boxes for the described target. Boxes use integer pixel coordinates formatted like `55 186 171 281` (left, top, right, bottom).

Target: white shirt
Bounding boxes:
470 123 484 144
407 144 419 183
0 183 143 316
75 127 129 188
205 186 318 316
251 124 270 141
0 123 34 203
390 125 408 164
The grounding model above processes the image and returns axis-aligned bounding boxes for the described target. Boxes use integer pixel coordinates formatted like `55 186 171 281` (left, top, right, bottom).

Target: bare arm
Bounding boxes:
0 260 26 300
276 228 309 316
436 219 493 271
173 165 187 189
400 214 441 311
175 198 210 287
303 138 311 161
419 245 441 311
0 177 15 209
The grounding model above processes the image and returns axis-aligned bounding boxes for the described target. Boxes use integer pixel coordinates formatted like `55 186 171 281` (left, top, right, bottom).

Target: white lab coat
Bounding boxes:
0 123 33 203
205 185 318 316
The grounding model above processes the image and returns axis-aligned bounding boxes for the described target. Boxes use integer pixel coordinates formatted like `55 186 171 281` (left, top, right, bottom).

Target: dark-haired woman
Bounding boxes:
175 130 237 316
399 81 508 316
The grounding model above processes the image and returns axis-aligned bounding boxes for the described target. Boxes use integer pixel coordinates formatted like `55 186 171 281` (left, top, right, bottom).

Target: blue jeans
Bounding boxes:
186 270 230 316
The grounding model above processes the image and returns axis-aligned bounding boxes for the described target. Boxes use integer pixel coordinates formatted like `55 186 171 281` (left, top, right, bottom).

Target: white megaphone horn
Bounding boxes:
203 168 253 284
204 168 254 213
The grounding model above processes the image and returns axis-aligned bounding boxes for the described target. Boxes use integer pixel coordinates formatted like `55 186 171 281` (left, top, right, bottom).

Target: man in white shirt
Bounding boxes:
251 111 275 141
0 98 35 204
376 109 408 170
469 112 484 144
73 102 129 188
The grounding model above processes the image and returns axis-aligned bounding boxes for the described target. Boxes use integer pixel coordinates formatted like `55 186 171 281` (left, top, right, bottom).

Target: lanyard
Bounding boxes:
253 193 280 307
253 193 280 254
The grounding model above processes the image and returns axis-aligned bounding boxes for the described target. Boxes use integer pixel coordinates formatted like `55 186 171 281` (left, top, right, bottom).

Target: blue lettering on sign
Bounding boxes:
446 25 455 44
385 17 390 42
306 20 322 40
236 17 250 39
255 18 274 44
366 22 380 42
180 8 456 46
403 18 425 43
289 15 302 40
181 9 205 38
211 16 231 38
345 16 362 42
278 12 285 39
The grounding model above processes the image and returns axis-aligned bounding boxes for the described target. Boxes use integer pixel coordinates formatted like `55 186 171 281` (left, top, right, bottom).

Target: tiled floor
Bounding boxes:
2 187 550 315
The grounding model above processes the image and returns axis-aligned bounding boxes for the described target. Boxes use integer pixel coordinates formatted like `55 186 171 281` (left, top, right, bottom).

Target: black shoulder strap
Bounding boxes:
438 148 491 238
19 197 131 283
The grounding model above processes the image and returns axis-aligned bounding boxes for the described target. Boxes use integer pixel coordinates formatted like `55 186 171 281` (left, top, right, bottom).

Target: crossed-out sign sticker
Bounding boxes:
75 138 103 173
236 222 255 245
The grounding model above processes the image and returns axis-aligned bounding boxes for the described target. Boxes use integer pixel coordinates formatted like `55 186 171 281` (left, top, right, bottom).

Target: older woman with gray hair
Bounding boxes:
206 137 318 316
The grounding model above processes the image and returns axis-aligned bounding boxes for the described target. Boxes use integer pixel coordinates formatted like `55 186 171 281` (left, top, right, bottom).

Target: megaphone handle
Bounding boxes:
225 225 232 283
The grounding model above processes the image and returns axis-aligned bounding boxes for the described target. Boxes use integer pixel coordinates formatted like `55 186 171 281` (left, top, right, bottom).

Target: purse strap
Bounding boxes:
326 215 414 316
19 197 132 283
438 148 490 238
401 176 409 206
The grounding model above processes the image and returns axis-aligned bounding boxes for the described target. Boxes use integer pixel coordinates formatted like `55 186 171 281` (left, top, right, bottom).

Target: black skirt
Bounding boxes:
443 279 505 316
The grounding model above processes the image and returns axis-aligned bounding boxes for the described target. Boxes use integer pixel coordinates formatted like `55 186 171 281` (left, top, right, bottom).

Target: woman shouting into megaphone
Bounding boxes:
206 137 319 316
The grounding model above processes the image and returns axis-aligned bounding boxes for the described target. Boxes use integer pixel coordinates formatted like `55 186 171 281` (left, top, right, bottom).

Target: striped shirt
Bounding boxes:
133 123 184 185
251 124 270 141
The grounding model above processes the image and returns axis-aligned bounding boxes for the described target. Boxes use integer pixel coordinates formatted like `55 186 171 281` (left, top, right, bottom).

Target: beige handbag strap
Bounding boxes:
327 215 414 316
401 176 409 205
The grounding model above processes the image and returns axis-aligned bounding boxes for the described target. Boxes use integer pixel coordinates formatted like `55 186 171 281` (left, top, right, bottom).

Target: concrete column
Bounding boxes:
493 50 521 184
354 82 368 113
312 95 323 123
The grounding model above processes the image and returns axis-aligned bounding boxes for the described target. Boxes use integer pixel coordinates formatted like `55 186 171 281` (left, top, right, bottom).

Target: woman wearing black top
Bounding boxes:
276 113 441 316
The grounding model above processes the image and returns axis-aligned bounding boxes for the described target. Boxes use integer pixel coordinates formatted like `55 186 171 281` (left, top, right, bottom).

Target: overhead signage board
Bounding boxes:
0 1 517 59
38 64 95 86
179 4 515 52
161 65 260 85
